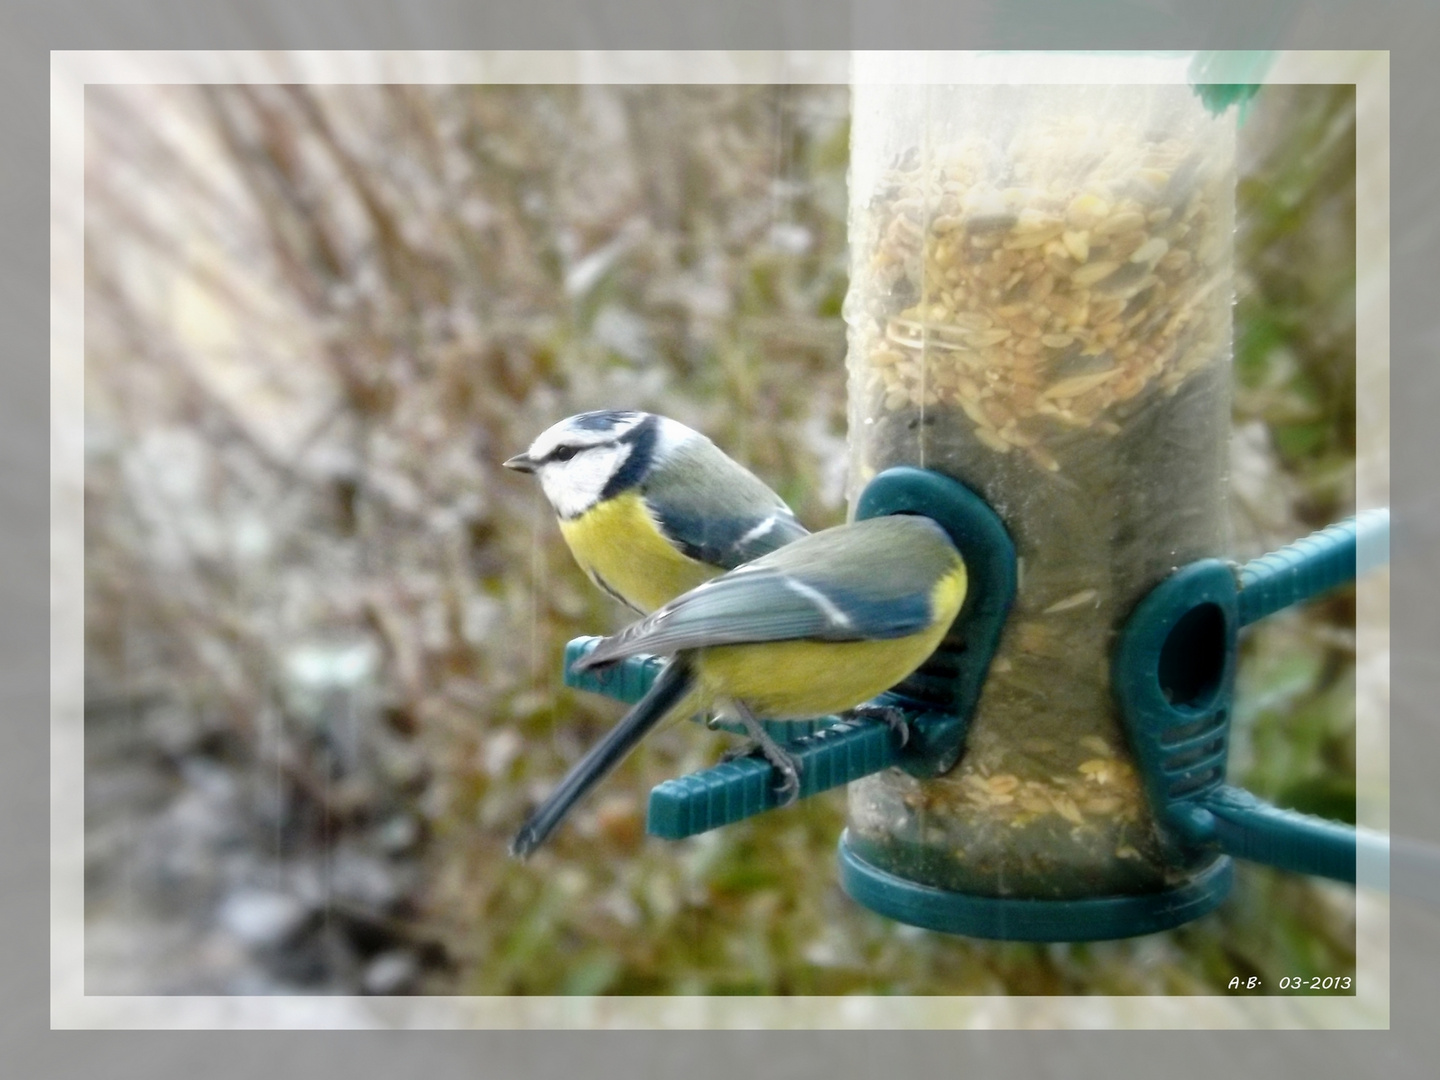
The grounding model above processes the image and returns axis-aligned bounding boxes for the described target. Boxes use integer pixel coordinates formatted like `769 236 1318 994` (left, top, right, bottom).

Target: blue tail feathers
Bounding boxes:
510 657 695 859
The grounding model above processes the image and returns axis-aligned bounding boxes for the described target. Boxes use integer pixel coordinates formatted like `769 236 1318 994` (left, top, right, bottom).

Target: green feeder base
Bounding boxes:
838 833 1234 941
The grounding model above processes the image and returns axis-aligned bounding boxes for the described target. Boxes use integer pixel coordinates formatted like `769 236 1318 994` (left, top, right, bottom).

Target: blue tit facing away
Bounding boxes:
510 514 967 858
504 410 809 614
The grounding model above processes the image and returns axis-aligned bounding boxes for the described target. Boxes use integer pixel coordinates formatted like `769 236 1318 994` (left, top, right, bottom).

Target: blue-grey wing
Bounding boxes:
649 504 809 569
642 438 808 569
578 549 951 672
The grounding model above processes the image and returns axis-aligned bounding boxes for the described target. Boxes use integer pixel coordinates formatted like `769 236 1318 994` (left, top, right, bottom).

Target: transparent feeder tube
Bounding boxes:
844 68 1235 899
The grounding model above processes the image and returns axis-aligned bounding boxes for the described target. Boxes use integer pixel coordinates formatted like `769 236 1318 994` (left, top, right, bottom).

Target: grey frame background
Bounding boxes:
6 0 1437 1076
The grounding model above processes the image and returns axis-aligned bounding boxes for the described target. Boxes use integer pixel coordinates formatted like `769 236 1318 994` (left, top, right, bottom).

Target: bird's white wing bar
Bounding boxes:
736 515 780 547
781 576 853 631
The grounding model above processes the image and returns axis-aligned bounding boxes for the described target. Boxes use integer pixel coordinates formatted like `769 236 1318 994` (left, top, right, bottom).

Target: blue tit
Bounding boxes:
510 514 967 858
504 410 809 614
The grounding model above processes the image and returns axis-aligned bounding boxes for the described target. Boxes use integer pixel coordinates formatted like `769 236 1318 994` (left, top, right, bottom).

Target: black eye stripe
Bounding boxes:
539 440 605 465
538 416 651 466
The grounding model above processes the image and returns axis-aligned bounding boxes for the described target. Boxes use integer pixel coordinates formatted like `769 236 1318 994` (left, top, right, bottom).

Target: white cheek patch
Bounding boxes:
541 442 633 519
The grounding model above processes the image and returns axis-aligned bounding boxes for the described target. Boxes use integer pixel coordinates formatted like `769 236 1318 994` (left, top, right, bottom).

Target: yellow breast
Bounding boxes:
558 491 720 614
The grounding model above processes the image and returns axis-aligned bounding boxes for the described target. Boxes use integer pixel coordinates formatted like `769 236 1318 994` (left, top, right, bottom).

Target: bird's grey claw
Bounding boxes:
755 740 803 805
853 703 911 747
726 704 805 806
717 739 803 804
773 761 802 806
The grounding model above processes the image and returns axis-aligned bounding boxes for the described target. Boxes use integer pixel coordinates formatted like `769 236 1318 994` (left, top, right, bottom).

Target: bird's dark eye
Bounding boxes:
552 446 579 462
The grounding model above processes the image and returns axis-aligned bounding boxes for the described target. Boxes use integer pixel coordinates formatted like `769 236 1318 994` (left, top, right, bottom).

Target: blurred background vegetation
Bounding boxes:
83 77 1360 998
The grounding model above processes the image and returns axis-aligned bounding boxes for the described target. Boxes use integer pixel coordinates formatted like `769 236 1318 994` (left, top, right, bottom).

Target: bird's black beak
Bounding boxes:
503 453 537 473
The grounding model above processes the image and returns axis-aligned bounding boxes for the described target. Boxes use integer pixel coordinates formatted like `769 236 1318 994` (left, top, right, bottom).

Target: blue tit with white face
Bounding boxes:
510 514 968 858
504 410 809 615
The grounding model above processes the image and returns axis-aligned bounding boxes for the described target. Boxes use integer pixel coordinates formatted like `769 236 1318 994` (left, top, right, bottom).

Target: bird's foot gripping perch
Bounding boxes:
849 702 911 748
720 703 805 805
